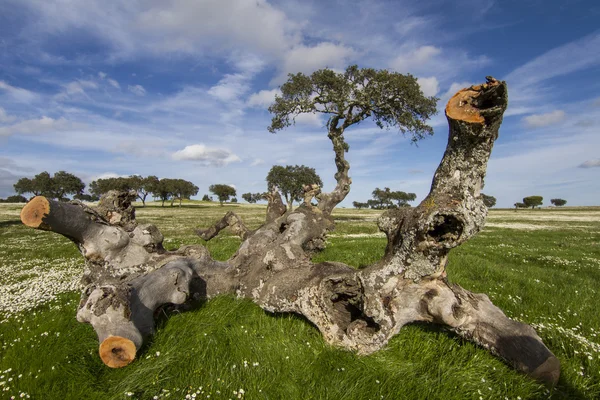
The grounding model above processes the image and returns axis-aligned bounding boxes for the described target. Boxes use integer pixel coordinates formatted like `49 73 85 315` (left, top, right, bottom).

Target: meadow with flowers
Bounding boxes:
0 202 598 399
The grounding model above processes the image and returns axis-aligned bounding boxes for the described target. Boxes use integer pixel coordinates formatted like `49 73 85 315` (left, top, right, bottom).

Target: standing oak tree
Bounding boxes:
209 184 237 206
20 71 559 386
266 165 322 210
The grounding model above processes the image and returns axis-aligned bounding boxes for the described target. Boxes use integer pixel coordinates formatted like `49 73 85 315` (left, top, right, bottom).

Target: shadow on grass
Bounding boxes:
0 219 22 228
404 322 590 399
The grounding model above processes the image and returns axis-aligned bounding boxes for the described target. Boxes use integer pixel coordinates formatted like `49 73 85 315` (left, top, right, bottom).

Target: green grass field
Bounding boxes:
1 202 599 399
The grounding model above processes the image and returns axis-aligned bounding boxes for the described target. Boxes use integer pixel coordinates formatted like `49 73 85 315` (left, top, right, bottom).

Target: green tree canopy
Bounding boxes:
0 195 28 203
153 179 175 207
89 177 133 198
209 184 237 206
14 171 84 200
523 196 543 209
370 187 417 209
267 65 436 212
242 192 264 204
550 198 567 206
266 165 323 209
89 175 163 206
128 175 160 206
52 171 85 200
481 193 497 208
14 171 53 197
268 65 437 141
170 179 199 207
352 201 369 209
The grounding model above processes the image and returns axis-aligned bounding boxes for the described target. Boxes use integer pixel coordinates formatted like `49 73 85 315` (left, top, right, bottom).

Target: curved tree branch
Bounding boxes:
20 78 559 386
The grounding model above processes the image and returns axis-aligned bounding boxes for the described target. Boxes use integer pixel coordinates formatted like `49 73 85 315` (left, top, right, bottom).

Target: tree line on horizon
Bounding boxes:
8 171 199 207
3 171 572 212
4 165 325 208
514 196 567 209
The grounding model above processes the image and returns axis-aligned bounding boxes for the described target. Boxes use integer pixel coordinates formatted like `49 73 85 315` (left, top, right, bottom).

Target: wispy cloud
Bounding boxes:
128 84 146 96
417 76 439 97
172 144 242 166
505 31 600 87
578 159 600 168
273 42 356 85
0 107 16 123
390 46 441 73
0 81 38 103
522 110 566 128
0 117 81 137
247 89 280 108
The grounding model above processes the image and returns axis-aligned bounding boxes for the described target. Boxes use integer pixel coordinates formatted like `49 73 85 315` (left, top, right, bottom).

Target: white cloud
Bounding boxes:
247 89 280 108
54 80 99 100
390 46 441 73
578 159 600 168
250 159 265 167
65 80 98 95
107 78 120 89
417 76 439 97
522 110 566 128
172 144 242 166
87 172 123 182
0 81 38 103
0 107 16 123
98 72 120 89
394 16 432 38
128 84 146 96
506 32 600 87
294 113 322 127
273 42 356 84
208 73 249 102
0 116 78 137
135 0 297 57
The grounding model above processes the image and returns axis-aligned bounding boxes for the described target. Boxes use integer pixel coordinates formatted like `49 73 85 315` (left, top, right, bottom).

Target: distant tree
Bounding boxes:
352 201 369 209
370 187 417 209
129 175 160 207
523 196 543 209
209 184 237 206
481 193 497 208
266 165 323 209
153 179 177 207
74 193 100 202
51 171 85 200
14 171 54 197
202 194 212 202
13 177 36 196
14 171 84 200
89 177 132 198
0 195 28 203
550 198 567 207
242 192 264 203
231 197 238 203
514 202 527 211
171 179 199 207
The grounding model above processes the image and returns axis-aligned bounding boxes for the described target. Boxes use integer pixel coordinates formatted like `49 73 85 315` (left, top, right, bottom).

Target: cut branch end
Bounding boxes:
20 196 50 228
99 335 136 368
445 77 504 124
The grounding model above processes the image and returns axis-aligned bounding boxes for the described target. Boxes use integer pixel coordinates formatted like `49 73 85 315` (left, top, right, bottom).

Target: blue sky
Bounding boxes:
0 0 599 208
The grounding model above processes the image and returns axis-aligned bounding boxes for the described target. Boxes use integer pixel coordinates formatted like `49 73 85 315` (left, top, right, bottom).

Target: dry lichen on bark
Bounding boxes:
20 78 560 386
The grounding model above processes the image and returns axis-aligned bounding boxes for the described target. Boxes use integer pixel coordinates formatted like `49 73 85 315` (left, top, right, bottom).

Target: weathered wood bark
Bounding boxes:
20 78 559 386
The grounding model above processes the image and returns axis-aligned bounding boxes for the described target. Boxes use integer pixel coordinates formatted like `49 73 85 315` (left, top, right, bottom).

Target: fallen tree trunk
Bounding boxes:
20 78 559 386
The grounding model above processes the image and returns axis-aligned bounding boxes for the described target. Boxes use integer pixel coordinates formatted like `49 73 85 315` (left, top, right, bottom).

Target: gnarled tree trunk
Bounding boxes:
20 78 559 386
